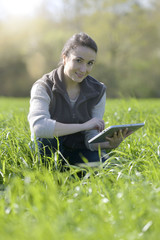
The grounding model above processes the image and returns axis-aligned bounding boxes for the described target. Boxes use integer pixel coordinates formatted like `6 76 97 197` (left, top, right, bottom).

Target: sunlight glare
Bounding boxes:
1 0 43 17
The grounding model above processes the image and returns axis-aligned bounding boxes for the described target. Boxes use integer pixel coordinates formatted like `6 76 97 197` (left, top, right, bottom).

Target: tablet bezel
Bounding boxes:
88 123 145 144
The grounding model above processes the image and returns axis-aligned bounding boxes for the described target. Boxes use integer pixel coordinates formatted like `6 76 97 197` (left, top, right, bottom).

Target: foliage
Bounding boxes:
0 97 160 239
0 0 160 97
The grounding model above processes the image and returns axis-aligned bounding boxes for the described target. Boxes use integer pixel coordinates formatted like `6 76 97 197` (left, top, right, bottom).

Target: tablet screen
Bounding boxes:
88 123 145 144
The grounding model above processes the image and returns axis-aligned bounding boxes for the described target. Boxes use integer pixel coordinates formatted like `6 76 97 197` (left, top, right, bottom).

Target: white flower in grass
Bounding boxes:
117 192 123 199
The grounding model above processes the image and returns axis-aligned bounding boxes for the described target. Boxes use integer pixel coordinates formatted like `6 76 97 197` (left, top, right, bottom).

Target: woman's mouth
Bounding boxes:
76 72 85 78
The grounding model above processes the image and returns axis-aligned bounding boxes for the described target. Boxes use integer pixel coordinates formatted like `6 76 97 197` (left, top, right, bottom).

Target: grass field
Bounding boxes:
0 97 160 240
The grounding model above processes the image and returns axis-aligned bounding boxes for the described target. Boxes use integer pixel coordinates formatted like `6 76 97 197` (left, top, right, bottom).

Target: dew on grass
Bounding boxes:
117 192 123 199
157 145 160 157
117 171 122 180
67 199 74 203
6 131 10 139
0 171 4 178
5 207 11 215
13 203 19 214
75 186 80 192
129 164 134 175
24 176 31 184
135 171 141 177
20 157 29 167
99 193 105 198
154 187 160 193
119 210 124 220
88 187 92 194
102 198 109 203
79 208 84 212
142 220 152 232
73 193 78 198
1 98 160 239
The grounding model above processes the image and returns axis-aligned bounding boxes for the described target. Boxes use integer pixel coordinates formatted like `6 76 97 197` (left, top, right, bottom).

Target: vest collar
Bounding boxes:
51 65 102 102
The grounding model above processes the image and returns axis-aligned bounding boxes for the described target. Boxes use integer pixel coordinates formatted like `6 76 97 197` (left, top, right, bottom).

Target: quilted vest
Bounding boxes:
35 65 106 149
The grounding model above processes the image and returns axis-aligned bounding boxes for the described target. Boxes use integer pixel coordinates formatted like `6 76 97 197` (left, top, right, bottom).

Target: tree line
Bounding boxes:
0 0 160 98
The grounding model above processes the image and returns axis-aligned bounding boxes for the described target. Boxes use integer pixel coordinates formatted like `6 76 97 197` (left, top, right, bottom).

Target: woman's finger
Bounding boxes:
117 129 123 138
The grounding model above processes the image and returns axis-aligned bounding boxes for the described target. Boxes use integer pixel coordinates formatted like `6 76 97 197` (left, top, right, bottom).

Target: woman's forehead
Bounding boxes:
70 46 97 60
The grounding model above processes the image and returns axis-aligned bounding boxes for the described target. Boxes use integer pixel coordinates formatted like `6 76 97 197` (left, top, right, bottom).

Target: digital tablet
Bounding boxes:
88 123 145 144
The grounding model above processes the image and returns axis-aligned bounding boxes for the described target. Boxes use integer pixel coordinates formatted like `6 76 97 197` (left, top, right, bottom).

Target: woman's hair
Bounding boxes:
59 32 97 65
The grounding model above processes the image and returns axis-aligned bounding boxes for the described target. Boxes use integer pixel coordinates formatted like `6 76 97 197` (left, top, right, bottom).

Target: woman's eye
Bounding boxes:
88 61 94 66
76 59 82 63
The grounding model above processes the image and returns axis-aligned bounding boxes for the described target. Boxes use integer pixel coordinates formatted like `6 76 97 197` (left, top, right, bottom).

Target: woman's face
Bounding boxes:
63 46 96 84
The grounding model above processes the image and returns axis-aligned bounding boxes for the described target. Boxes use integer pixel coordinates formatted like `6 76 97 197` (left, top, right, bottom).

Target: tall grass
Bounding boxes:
0 97 160 240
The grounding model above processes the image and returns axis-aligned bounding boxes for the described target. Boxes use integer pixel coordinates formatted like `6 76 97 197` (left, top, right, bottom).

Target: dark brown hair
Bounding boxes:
59 32 98 65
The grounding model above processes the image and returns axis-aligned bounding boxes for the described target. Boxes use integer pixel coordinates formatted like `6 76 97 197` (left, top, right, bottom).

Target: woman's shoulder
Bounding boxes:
30 80 51 102
85 75 106 91
31 69 55 98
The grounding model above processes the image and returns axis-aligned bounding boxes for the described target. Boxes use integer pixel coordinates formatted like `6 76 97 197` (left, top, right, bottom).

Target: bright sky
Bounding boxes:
0 0 43 18
0 0 152 20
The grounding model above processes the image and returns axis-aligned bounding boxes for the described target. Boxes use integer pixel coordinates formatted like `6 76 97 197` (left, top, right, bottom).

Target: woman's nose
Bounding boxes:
79 64 86 73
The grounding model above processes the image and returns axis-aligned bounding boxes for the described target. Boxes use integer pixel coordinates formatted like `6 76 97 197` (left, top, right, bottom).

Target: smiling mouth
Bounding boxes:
76 72 85 78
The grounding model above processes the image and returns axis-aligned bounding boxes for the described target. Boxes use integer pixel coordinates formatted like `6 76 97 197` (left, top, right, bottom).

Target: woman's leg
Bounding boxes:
36 137 67 168
37 138 108 167
62 147 108 166
37 138 60 157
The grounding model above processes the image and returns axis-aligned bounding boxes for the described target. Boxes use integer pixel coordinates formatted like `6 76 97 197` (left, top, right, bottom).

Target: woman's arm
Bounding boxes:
28 84 105 139
85 92 106 150
28 83 56 140
85 92 129 151
54 117 105 137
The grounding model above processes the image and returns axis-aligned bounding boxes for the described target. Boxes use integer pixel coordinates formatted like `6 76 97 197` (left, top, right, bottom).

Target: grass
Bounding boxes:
0 97 160 240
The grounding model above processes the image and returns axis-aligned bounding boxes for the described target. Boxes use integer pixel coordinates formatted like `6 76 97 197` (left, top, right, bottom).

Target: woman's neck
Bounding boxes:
63 73 80 100
65 81 80 100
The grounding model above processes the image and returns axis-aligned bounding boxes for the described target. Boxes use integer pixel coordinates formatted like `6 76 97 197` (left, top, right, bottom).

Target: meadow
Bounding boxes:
0 97 160 240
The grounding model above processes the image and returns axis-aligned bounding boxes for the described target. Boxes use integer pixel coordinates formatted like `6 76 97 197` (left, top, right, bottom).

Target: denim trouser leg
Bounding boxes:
62 148 106 165
37 137 62 158
37 137 107 165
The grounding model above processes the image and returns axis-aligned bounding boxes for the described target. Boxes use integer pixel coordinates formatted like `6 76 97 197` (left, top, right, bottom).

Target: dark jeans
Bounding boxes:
37 137 107 166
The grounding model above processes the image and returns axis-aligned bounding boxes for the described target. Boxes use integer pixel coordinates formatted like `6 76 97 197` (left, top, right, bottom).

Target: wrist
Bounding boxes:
81 122 88 131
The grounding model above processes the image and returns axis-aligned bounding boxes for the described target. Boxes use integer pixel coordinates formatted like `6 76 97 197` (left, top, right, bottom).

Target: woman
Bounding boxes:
28 32 128 166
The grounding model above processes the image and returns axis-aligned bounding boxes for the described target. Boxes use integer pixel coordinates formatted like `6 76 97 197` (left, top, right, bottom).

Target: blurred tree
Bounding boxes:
82 0 160 97
0 0 160 97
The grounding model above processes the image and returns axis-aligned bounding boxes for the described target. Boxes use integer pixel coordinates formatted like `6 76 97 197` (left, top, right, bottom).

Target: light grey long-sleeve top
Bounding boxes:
28 83 106 150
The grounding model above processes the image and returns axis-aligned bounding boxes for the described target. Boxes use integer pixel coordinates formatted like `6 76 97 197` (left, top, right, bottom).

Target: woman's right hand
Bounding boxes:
53 118 104 137
83 118 105 132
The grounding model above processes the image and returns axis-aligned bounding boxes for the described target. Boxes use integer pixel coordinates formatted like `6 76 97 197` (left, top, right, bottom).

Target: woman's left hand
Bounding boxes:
105 128 132 149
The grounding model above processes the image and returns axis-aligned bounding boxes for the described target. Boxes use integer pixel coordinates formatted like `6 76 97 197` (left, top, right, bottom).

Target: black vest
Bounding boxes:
35 66 106 149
